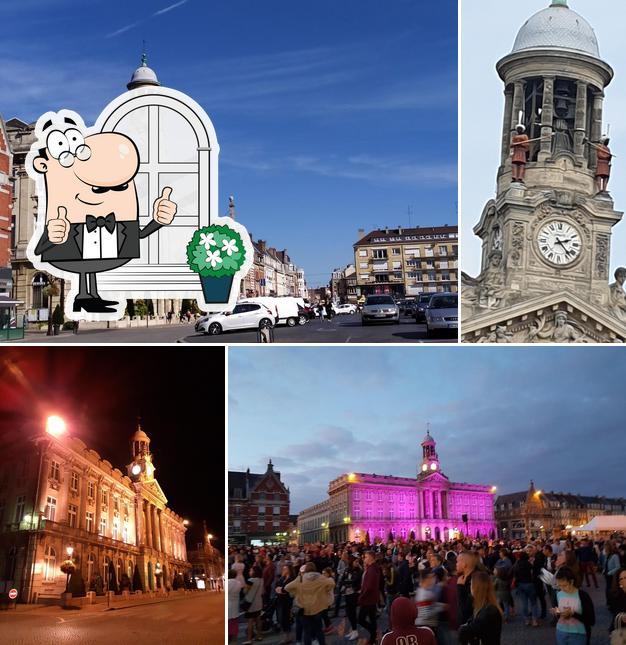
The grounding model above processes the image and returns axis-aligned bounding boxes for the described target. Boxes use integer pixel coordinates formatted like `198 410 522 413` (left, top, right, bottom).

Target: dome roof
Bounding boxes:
132 426 150 442
127 53 160 90
422 431 435 444
512 1 600 59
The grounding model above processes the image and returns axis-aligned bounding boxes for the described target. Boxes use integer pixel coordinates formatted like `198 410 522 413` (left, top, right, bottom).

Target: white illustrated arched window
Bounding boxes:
94 87 219 298
43 545 56 581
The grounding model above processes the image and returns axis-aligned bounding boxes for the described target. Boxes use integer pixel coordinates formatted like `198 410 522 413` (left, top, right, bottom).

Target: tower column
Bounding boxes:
590 91 604 171
510 81 526 134
158 509 165 553
145 501 153 548
500 86 515 164
538 76 555 161
574 80 588 161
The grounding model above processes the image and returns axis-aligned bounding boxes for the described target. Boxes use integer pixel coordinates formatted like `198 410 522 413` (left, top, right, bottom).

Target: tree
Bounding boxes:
126 299 135 318
134 300 148 318
42 279 59 336
388 531 394 543
108 560 119 594
409 530 416 541
364 531 371 547
52 304 64 334
147 299 154 317
132 564 144 592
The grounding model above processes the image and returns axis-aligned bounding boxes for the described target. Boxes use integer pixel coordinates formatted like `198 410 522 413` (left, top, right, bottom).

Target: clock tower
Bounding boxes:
419 428 441 475
127 421 156 482
463 1 626 343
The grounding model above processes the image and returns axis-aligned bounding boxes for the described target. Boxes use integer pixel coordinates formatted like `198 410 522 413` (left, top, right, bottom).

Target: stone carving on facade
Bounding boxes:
527 310 588 343
477 325 513 343
595 234 610 279
477 251 506 309
608 267 626 323
509 222 524 266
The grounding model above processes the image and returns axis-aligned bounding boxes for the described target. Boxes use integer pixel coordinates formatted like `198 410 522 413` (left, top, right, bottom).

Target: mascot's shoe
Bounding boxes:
89 297 118 307
72 297 118 313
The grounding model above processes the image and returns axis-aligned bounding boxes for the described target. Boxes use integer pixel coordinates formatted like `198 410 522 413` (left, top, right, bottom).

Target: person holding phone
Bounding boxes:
551 567 595 645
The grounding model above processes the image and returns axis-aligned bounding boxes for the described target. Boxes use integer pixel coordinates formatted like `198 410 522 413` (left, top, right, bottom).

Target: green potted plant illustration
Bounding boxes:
186 224 246 303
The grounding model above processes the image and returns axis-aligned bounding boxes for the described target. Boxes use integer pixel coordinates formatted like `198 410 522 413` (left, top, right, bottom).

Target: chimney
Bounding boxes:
257 240 266 253
398 225 403 235
357 228 365 240
384 226 389 234
228 195 235 220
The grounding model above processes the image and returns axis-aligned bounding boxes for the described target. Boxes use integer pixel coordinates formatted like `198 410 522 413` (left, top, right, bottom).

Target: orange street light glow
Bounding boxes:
46 415 66 437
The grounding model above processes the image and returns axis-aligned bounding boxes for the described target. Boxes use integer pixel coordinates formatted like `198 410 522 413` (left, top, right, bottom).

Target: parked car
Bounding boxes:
414 293 434 323
361 295 400 325
335 303 357 315
404 300 418 317
425 292 458 337
238 297 302 327
196 303 274 335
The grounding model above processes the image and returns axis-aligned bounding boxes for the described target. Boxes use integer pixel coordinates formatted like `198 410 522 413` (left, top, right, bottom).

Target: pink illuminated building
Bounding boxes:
297 431 497 544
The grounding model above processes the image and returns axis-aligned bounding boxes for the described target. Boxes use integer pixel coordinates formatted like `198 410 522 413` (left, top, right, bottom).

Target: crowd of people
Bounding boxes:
227 534 626 645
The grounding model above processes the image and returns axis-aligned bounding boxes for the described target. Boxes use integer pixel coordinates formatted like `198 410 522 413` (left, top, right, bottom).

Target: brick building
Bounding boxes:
228 461 290 544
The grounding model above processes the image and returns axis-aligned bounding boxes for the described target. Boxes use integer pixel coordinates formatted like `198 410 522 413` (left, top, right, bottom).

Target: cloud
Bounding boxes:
106 0 189 38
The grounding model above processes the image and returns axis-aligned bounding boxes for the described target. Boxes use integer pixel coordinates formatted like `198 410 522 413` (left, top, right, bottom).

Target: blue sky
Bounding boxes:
462 0 626 277
2 0 457 287
229 347 626 512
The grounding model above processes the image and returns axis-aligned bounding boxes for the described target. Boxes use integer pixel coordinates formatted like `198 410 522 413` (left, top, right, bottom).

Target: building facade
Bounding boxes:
298 431 496 545
0 116 12 269
354 226 458 299
187 522 224 588
462 0 626 343
496 480 626 540
228 461 290 544
0 422 189 603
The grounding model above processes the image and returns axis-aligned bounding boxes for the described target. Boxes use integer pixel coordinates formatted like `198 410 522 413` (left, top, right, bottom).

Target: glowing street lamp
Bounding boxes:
61 546 75 593
347 473 356 482
46 415 67 438
183 519 190 526
490 486 497 493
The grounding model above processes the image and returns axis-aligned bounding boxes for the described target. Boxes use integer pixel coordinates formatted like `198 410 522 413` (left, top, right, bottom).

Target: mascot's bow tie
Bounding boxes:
86 213 116 233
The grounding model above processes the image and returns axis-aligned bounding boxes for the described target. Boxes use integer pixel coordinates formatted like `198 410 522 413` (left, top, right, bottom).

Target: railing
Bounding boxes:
0 323 25 341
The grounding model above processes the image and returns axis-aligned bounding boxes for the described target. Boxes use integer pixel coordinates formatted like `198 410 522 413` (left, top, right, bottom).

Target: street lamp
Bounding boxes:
183 519 190 526
45 415 67 438
61 546 75 593
490 486 497 493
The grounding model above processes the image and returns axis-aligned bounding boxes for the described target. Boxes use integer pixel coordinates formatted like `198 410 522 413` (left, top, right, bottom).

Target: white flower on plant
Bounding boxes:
199 232 217 250
222 239 238 256
206 250 223 268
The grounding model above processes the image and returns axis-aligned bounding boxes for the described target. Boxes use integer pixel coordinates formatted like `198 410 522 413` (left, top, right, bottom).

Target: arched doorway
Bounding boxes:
32 273 49 310
434 527 441 541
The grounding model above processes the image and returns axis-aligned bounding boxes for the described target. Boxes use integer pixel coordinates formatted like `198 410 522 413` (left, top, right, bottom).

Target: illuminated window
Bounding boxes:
68 504 77 528
87 553 95 583
273 506 280 515
99 517 107 536
49 460 60 481
87 482 95 499
86 512 94 533
112 520 119 541
101 490 108 506
70 472 79 492
123 522 129 543
114 497 120 513
45 496 57 522
43 545 56 581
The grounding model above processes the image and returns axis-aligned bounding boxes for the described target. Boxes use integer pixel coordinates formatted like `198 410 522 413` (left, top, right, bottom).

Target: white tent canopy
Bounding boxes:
578 515 626 532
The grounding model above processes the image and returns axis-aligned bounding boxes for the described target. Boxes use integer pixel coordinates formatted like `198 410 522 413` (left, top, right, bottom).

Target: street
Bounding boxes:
17 314 458 344
235 584 611 645
0 592 223 645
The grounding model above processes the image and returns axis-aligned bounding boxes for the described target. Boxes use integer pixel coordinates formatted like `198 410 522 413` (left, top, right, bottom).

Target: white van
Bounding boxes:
238 297 304 327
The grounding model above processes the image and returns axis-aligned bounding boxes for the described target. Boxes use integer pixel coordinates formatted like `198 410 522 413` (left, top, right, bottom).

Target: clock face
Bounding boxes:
537 221 582 266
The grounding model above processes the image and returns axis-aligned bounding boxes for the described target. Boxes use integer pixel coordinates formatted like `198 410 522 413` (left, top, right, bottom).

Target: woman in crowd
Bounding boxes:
227 569 243 642
609 567 626 637
493 564 513 622
604 542 623 604
242 565 264 645
339 555 362 641
274 564 296 644
552 567 595 645
458 570 503 645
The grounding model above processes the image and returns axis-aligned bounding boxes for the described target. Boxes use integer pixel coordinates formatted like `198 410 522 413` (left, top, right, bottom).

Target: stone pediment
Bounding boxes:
139 479 168 506
462 290 626 343
418 471 450 485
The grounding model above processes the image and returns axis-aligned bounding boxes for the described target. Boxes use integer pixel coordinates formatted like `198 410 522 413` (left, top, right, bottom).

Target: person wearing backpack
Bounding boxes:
551 567 595 645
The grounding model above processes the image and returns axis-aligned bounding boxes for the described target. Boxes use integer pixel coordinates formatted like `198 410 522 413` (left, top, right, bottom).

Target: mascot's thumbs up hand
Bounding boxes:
48 206 70 244
152 186 177 225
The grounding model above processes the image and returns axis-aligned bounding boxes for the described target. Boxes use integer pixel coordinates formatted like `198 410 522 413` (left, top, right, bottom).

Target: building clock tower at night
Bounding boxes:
463 0 626 343
127 422 156 482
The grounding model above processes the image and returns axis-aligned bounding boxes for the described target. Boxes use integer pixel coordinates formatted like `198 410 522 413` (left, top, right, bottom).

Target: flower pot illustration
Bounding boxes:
186 225 246 304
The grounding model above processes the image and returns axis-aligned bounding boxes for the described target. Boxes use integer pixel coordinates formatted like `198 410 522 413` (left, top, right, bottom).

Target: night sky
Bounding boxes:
0 347 225 552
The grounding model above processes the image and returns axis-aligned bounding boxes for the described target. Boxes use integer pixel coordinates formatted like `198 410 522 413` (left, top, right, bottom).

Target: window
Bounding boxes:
393 272 402 279
49 460 60 481
43 546 56 581
441 273 450 282
372 249 387 259
438 245 448 256
87 481 95 500
124 501 129 517
45 497 57 522
426 259 435 268
273 520 280 528
439 261 448 269
392 248 401 255
408 272 422 281
428 272 436 282
392 261 401 270
361 273 370 280
358 250 368 257
32 273 49 309
87 553 95 582
86 512 94 532
14 496 25 523
425 248 434 257
70 472 79 492
68 504 77 528
114 497 120 513
101 490 108 506
375 274 389 283
273 506 280 515
407 248 420 257
123 522 129 543
359 262 368 269
258 506 265 515
112 520 119 541
233 519 241 528
234 505 241 517
100 517 107 536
